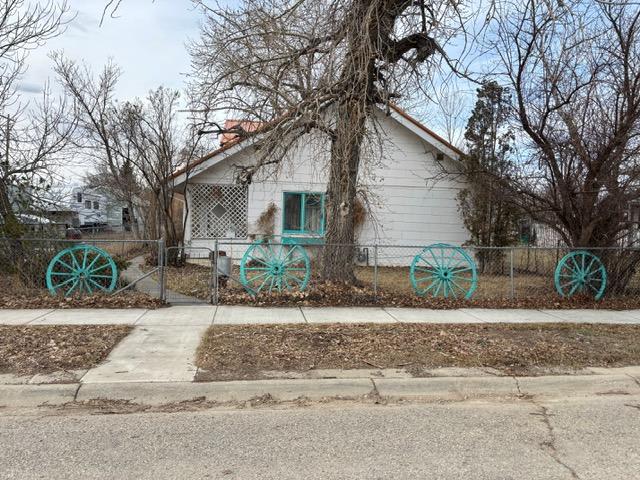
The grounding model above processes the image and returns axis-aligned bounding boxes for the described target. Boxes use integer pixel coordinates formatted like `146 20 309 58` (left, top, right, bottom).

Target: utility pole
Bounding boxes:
0 113 16 229
0 112 11 166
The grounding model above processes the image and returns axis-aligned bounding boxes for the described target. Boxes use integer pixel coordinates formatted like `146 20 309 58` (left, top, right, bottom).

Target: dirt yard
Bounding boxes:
195 323 640 381
0 325 132 376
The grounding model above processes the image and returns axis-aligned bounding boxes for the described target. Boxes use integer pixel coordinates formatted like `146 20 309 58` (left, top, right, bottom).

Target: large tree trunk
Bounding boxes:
320 0 375 282
322 99 366 282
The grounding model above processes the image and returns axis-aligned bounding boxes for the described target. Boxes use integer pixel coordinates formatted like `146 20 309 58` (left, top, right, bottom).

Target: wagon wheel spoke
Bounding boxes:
65 278 81 296
449 278 467 296
56 259 75 272
69 251 82 271
284 273 305 286
53 276 77 290
414 274 437 284
255 274 271 293
247 271 270 285
90 263 113 274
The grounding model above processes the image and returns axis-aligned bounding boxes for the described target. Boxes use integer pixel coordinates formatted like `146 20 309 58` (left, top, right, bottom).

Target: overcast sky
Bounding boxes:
20 0 202 103
16 0 211 182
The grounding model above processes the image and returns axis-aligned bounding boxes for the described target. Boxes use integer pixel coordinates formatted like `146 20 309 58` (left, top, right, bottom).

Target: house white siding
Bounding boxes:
182 108 469 265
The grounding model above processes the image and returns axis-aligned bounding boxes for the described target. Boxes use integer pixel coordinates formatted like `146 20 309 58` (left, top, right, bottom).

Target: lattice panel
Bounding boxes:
190 184 248 238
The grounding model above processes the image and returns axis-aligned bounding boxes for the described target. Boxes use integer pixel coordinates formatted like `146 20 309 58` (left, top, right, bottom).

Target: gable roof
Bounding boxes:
170 104 463 187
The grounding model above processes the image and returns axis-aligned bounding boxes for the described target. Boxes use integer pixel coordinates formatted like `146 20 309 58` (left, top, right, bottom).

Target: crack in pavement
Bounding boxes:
531 402 581 479
626 373 640 389
369 378 385 404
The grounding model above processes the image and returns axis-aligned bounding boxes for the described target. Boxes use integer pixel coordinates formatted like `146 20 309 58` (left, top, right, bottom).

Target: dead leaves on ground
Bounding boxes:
195 323 640 381
218 282 640 310
0 325 132 376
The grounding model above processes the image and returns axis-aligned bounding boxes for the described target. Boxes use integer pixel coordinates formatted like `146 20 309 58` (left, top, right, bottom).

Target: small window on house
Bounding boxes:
76 193 82 203
93 201 99 210
84 200 92 209
283 192 324 235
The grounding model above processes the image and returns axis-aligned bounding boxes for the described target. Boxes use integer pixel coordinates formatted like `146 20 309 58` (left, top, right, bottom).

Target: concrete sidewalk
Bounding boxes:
3 305 640 408
3 305 640 325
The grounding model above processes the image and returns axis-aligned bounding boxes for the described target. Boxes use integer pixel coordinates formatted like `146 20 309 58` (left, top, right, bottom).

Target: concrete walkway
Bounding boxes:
81 325 208 383
3 305 640 326
122 255 206 304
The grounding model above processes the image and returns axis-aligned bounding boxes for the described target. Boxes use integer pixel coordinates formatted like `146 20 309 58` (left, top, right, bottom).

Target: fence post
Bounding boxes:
510 247 515 299
212 239 219 305
373 244 378 298
158 239 165 302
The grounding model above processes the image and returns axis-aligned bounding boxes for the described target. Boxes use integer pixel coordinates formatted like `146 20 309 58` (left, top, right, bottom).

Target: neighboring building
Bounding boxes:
68 186 107 227
171 105 469 265
47 185 141 230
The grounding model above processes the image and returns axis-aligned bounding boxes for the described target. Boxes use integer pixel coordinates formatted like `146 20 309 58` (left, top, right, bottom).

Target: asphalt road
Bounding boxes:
1 396 640 479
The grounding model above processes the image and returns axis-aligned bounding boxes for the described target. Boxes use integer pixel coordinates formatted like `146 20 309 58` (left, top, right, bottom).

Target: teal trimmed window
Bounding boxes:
282 192 325 237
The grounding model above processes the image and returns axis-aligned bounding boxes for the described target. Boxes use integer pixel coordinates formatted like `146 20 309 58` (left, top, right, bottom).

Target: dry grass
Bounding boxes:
0 273 164 309
196 323 640 380
162 263 212 300
0 325 132 376
165 262 555 301
355 266 553 298
159 261 640 308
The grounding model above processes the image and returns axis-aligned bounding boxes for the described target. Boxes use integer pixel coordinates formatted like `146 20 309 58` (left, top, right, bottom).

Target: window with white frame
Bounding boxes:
190 184 248 238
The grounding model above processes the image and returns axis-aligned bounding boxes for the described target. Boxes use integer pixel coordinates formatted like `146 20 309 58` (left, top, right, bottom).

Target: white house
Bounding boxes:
171 105 470 264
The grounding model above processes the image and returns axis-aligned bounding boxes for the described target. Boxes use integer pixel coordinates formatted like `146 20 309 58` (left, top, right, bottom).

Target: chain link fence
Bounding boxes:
2 235 640 304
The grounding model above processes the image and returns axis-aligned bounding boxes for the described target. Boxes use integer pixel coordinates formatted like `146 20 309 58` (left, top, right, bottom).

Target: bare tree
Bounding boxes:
425 82 470 149
490 0 640 245
0 1 73 236
115 87 209 258
487 0 640 290
52 54 143 237
189 0 481 282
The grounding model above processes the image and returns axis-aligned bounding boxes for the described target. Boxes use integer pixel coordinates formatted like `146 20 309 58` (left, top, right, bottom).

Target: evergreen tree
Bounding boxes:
458 81 520 264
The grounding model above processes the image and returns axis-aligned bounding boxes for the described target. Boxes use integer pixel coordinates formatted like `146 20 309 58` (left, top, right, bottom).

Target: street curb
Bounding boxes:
2 372 640 408
75 378 373 405
0 384 78 407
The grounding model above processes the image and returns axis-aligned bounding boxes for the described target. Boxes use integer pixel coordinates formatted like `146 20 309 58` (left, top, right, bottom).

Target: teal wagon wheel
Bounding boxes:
240 241 311 295
410 243 478 299
46 245 118 296
554 250 607 300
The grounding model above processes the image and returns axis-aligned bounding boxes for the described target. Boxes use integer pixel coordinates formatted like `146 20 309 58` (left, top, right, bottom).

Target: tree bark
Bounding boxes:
322 99 366 282
320 0 376 283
